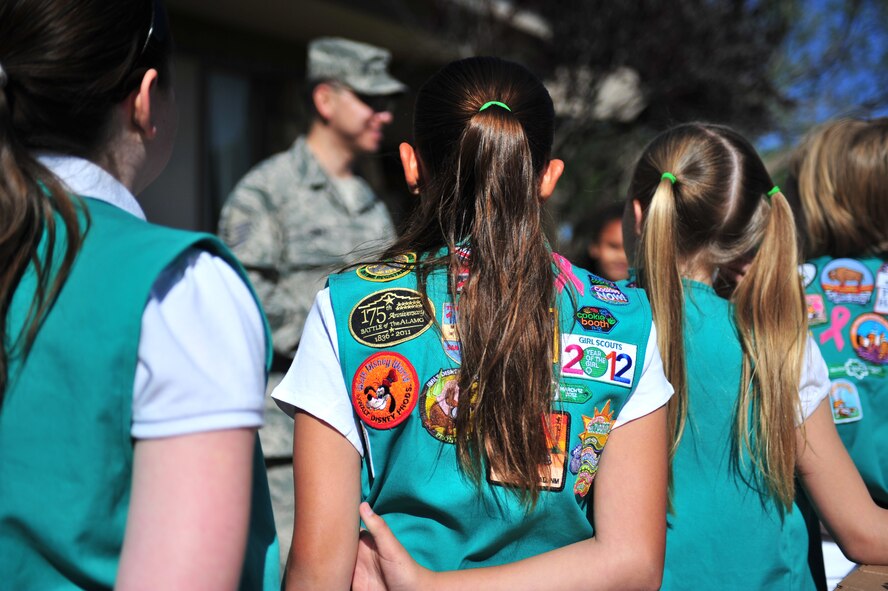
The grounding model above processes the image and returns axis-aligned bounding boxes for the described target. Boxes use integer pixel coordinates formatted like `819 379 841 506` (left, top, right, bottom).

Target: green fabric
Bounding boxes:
0 198 279 590
804 255 888 505
329 253 653 570
662 280 815 591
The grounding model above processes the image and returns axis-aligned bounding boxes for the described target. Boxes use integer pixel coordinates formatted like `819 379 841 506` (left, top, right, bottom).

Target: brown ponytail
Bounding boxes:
0 0 172 406
382 57 556 505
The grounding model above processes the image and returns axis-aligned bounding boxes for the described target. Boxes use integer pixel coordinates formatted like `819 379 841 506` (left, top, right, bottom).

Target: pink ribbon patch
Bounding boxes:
552 252 584 295
820 305 851 352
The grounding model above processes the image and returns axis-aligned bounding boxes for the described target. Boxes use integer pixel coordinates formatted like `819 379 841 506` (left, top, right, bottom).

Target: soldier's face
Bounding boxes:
328 86 394 154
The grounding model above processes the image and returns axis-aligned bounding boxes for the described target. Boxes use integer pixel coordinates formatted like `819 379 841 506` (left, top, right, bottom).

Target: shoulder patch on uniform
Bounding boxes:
820 259 874 305
348 288 433 348
850 313 888 365
356 252 417 282
351 352 419 429
829 379 863 424
419 368 460 443
571 400 615 497
559 334 637 389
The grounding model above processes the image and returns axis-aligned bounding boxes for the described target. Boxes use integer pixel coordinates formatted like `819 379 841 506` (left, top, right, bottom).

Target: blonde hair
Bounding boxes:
628 123 806 509
787 117 888 258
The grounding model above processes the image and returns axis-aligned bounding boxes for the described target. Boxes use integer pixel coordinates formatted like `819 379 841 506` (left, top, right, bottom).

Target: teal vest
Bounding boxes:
0 199 280 590
662 281 815 591
804 255 888 505
329 252 653 570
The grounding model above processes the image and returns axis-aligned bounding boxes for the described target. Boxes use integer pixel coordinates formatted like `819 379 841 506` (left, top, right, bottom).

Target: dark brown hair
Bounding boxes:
0 0 172 405
627 123 806 509
384 56 556 505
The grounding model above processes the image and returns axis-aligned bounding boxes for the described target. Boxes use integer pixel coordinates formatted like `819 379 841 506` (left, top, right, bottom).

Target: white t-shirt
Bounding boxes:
273 288 676 456
38 154 267 439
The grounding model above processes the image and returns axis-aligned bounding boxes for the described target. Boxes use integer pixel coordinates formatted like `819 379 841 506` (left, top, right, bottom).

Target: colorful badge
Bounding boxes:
454 246 471 294
571 400 615 498
575 306 618 333
557 382 595 404
829 379 863 424
559 334 638 389
348 288 433 348
441 301 462 364
820 259 874 305
806 294 827 325
489 411 570 492
351 352 419 429
875 263 888 315
589 284 629 305
356 252 417 282
849 313 888 365
588 273 617 289
419 369 461 443
800 263 817 288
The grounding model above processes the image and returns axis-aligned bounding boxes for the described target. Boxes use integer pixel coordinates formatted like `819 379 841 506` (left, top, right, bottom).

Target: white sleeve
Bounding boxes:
799 333 831 424
272 288 363 456
131 249 267 439
612 323 674 429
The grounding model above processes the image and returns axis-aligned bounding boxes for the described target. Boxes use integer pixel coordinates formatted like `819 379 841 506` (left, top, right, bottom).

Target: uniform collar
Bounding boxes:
36 153 146 221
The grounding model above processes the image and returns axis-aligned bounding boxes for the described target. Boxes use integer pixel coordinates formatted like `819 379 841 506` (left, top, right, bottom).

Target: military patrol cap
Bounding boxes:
307 37 407 96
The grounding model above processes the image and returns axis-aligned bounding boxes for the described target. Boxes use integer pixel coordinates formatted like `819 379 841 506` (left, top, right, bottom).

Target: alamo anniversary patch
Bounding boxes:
349 288 433 348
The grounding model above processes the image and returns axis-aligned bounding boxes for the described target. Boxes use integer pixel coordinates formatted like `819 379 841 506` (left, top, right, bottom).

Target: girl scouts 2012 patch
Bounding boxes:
349 288 433 348
850 313 888 365
820 258 874 305
352 352 419 429
559 334 637 389
356 252 417 282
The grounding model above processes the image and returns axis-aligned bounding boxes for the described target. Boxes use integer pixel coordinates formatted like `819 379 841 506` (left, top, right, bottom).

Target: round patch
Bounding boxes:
580 346 608 377
590 284 629 305
800 263 817 288
351 352 419 429
356 252 417 282
850 313 888 365
419 368 461 443
820 258 874 305
348 288 433 348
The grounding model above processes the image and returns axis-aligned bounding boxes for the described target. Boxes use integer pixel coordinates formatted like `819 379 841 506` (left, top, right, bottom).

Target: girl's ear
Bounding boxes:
399 142 422 195
539 159 565 202
130 68 161 139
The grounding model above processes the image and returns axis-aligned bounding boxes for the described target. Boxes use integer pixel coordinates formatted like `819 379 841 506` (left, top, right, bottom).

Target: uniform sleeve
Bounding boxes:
612 323 674 429
131 249 268 439
218 182 292 352
271 288 364 456
799 333 831 423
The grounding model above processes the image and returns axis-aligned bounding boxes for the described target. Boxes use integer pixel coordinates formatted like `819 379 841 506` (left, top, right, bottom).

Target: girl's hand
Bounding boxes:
351 502 431 591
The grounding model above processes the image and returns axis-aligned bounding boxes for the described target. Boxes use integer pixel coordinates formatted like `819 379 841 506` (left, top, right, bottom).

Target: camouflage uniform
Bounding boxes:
217 36 405 568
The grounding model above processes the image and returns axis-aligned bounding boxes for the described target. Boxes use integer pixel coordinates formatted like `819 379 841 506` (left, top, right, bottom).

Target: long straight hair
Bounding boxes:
627 123 806 509
0 0 172 406
382 57 556 505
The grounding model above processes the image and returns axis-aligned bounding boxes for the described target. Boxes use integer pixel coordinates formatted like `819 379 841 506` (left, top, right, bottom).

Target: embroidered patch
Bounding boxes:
572 400 615 497
349 288 433 348
827 358 887 381
557 383 595 404
589 284 629 305
806 294 827 325
820 259 874 305
489 411 570 492
441 301 461 364
356 252 417 282
850 313 888 365
800 263 817 288
419 369 461 443
875 263 888 315
829 379 863 424
351 352 419 429
587 273 617 289
575 306 618 333
559 334 638 389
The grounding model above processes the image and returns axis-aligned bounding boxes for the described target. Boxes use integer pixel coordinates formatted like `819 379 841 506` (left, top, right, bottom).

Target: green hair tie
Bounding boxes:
661 172 677 184
767 186 780 197
479 100 511 112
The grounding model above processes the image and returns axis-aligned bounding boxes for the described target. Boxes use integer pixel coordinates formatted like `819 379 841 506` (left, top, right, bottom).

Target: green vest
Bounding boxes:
329 251 653 570
0 199 279 590
662 281 815 591
804 255 888 505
